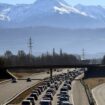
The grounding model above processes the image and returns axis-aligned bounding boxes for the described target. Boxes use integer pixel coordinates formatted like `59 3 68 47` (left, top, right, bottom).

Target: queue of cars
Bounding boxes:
21 69 82 105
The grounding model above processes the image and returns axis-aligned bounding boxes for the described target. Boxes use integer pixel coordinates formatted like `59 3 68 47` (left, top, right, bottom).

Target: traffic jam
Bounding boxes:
20 69 83 105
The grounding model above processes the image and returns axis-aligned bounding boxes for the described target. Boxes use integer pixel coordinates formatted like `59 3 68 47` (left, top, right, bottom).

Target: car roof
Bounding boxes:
40 99 51 102
27 97 34 99
22 100 31 102
62 101 70 103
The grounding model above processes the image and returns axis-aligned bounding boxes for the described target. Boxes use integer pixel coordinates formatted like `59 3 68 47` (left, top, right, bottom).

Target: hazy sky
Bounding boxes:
0 0 104 6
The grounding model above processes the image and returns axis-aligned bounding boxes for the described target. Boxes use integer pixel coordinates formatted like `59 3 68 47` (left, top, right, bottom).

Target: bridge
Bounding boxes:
0 64 105 79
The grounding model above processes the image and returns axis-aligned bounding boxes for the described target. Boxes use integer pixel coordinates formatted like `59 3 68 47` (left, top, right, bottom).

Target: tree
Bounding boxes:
102 55 105 64
4 50 13 58
17 50 26 57
0 57 5 66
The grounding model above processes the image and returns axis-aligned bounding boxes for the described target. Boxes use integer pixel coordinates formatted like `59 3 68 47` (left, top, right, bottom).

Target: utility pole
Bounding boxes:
82 48 85 60
53 48 55 56
28 37 33 57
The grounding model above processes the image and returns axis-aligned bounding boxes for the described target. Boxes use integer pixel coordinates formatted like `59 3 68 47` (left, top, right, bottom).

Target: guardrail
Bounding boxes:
80 80 95 105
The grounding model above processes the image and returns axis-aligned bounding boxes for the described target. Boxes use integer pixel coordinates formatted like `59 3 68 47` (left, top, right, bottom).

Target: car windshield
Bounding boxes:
22 102 30 105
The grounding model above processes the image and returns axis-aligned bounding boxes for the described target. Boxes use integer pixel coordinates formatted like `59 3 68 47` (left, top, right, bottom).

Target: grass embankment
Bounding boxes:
84 77 105 89
11 72 34 78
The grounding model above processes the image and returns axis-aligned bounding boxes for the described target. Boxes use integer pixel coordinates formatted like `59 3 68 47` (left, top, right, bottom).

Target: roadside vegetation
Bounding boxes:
0 49 81 67
84 78 105 89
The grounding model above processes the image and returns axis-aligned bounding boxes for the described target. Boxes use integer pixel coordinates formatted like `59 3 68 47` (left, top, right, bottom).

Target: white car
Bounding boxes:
61 101 72 105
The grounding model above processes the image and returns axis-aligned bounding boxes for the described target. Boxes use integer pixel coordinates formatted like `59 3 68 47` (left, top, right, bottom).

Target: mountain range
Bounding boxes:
0 0 105 28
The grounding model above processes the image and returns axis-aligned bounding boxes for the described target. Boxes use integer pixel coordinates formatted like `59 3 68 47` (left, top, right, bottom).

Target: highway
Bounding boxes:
92 83 105 105
0 69 68 105
72 74 90 105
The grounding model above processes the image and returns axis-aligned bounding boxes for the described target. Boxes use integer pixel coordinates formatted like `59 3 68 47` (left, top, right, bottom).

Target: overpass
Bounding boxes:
0 64 105 79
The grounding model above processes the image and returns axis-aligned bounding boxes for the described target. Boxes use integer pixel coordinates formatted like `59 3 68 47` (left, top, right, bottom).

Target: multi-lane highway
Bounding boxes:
92 83 105 105
0 68 90 105
0 70 67 105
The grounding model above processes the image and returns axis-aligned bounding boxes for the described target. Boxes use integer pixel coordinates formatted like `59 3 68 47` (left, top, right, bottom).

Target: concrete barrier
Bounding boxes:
80 80 95 105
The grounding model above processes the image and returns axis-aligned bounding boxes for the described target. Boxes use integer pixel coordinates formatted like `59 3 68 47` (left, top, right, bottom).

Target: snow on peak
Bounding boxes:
2 8 11 12
54 2 88 16
0 14 10 21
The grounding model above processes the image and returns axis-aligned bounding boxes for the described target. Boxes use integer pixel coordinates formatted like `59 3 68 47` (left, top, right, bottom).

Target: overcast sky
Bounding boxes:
0 0 104 6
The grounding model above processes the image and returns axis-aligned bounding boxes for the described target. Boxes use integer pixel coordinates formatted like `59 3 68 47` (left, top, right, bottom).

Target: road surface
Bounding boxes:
72 74 90 105
0 69 68 105
92 83 105 105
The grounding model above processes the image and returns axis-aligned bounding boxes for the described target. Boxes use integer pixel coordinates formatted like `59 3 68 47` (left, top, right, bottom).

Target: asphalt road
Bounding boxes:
72 74 90 105
0 69 68 105
92 83 105 105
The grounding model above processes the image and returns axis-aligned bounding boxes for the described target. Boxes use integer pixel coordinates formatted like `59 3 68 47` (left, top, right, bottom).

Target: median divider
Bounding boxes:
80 80 95 105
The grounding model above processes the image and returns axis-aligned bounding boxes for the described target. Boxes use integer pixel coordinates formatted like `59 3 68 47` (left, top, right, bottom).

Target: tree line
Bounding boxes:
0 50 82 66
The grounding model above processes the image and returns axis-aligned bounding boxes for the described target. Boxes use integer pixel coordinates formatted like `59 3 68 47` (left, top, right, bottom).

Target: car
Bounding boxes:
38 86 44 92
11 78 17 83
21 100 32 105
46 88 56 95
30 93 38 100
67 85 71 90
40 99 52 105
61 101 72 105
27 78 31 82
27 97 35 105
47 71 49 74
58 94 69 99
34 88 41 95
60 91 68 95
60 87 68 92
44 93 53 100
57 97 69 105
32 90 39 96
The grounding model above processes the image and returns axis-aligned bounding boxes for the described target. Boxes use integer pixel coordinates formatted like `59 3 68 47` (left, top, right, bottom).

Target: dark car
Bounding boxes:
38 86 44 92
57 97 69 105
32 90 39 96
60 87 68 92
22 100 32 105
44 93 53 100
11 78 17 83
46 89 56 96
27 97 35 105
27 78 31 82
35 88 41 95
30 93 38 100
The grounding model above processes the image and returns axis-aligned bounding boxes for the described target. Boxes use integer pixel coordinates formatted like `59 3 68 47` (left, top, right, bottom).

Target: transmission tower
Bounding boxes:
82 48 85 60
28 37 33 56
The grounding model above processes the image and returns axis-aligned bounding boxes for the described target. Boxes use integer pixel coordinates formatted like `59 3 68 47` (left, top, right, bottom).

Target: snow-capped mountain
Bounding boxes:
0 0 105 28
